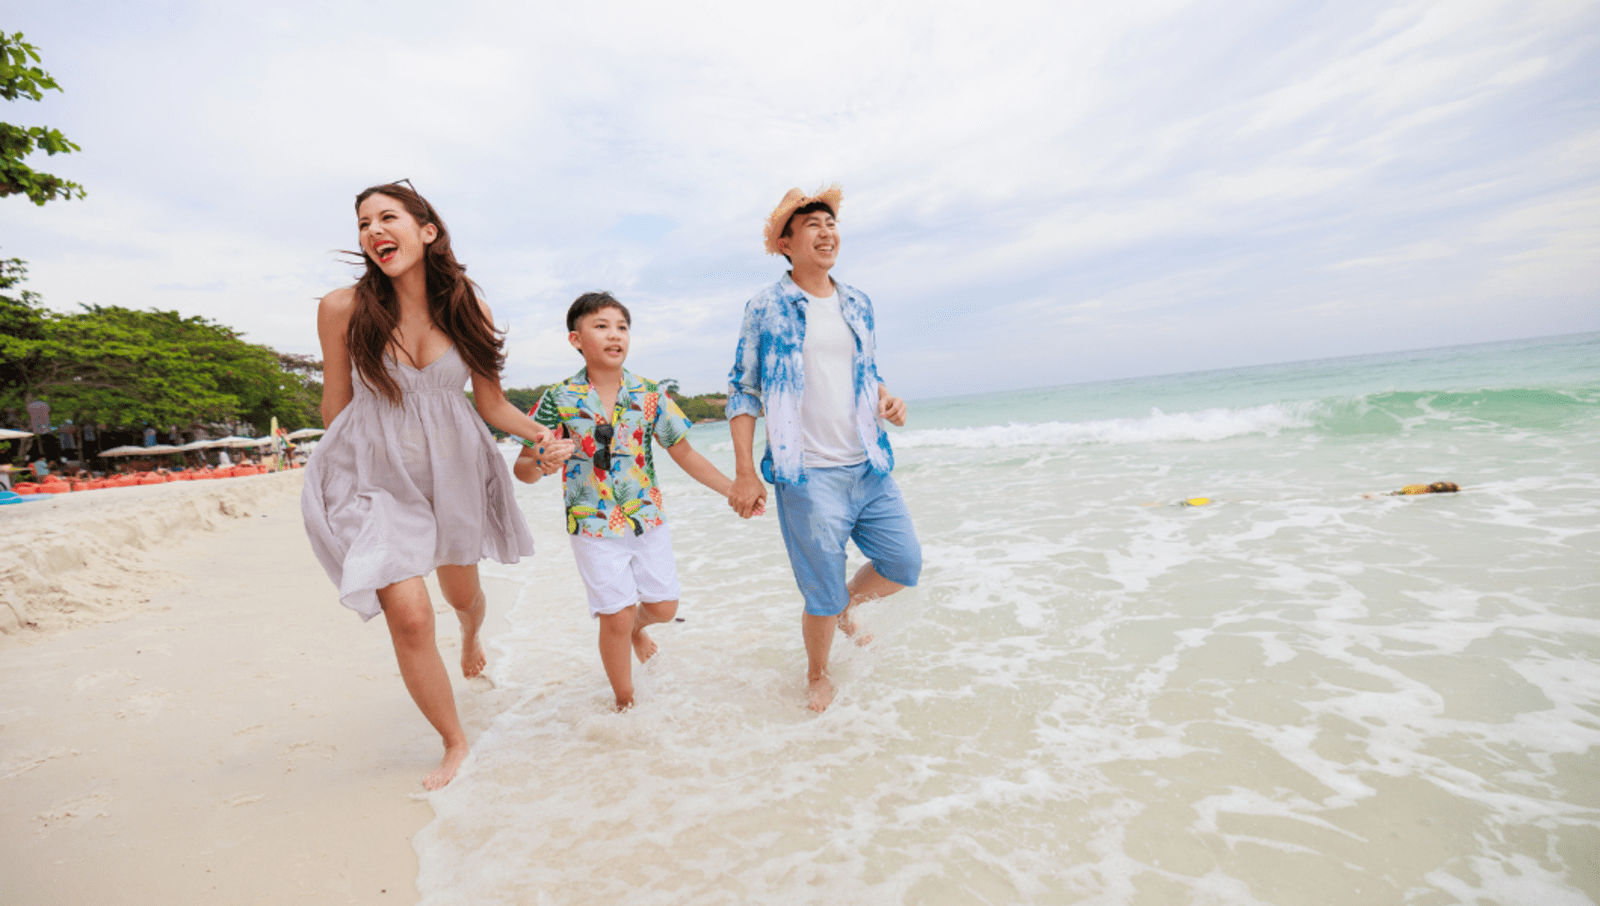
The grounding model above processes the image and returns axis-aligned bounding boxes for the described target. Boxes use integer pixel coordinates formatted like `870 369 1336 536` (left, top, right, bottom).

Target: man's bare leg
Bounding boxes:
378 576 470 790
838 563 905 646
803 611 838 712
436 564 488 679
632 598 677 664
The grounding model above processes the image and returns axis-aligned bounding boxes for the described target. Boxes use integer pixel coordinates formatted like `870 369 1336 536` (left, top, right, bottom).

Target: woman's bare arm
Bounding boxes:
317 288 356 427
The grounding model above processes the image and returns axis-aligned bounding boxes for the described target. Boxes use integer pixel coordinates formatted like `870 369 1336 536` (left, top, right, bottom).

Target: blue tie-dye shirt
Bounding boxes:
727 273 895 485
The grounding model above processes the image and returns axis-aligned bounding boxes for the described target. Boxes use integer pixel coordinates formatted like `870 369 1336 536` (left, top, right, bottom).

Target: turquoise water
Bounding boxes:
422 332 1599 904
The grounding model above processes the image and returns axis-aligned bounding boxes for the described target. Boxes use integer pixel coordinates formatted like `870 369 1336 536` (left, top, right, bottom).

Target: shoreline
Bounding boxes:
0 477 525 904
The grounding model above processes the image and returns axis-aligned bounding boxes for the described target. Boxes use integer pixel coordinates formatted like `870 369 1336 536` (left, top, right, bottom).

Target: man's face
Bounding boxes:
779 209 840 272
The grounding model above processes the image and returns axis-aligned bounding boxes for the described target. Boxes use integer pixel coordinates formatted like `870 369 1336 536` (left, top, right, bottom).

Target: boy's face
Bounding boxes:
568 306 630 370
779 210 840 272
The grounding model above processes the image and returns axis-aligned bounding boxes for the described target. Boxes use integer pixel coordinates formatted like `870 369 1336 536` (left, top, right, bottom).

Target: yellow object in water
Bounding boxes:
1182 497 1211 507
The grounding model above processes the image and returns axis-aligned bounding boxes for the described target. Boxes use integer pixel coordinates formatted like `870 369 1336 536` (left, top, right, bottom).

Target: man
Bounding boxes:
727 184 922 713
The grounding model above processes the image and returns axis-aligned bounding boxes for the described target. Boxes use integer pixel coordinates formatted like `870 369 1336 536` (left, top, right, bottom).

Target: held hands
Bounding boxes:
728 473 767 519
528 426 576 467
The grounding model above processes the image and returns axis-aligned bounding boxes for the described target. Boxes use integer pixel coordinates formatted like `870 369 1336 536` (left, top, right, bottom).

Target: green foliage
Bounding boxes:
1 32 84 205
676 392 727 422
0 262 322 435
504 385 550 415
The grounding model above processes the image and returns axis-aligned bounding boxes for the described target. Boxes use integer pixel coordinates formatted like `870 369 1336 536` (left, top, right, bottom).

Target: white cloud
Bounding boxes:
2 0 1596 398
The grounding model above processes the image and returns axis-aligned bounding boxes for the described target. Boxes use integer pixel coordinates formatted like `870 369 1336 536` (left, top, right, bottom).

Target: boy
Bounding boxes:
515 291 758 710
726 184 922 713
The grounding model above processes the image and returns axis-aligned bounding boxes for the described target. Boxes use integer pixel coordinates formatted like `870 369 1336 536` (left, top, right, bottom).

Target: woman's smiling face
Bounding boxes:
357 192 437 277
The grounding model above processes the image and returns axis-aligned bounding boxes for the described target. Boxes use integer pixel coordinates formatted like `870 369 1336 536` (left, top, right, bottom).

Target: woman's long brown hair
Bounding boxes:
346 183 506 405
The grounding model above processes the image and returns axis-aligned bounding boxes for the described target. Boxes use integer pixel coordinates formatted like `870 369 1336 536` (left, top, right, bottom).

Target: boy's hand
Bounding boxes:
538 438 575 466
729 473 766 519
878 393 907 427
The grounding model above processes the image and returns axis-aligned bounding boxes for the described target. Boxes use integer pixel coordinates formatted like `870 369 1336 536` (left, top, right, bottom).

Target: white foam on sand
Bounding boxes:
407 414 1599 904
0 472 305 638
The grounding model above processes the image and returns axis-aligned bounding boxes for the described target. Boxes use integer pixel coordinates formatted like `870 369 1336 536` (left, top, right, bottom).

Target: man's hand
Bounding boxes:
729 472 767 519
878 392 907 427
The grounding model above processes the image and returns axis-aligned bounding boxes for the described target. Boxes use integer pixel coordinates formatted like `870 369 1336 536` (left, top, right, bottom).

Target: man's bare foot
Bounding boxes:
807 673 835 713
632 626 658 664
423 742 469 790
457 592 487 678
838 608 874 647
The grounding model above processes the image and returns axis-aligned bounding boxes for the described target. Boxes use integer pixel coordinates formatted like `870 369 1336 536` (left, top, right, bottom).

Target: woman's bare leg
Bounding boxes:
435 564 488 678
378 576 469 790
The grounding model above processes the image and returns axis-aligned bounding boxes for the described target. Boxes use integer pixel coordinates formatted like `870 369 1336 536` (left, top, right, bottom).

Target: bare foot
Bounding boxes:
423 742 469 790
457 592 487 679
838 608 874 647
632 626 658 664
807 673 835 713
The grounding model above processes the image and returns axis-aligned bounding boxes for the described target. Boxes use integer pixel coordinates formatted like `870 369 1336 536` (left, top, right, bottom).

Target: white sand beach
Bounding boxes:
0 472 521 904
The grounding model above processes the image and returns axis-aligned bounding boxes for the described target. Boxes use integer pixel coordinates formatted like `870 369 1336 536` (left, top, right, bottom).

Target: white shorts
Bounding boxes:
569 524 682 617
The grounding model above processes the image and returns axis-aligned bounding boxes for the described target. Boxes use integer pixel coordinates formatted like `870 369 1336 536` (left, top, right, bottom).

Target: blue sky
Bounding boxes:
3 1 1596 398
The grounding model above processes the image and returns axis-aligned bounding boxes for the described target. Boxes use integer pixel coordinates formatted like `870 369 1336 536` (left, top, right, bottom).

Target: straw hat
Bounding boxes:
762 183 843 255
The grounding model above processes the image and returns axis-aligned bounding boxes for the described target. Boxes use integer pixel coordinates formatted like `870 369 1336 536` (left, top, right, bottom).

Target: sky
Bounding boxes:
3 0 1597 399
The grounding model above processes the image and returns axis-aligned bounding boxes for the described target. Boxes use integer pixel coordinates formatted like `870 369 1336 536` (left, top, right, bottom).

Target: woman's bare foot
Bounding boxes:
807 673 835 713
423 742 469 790
632 626 658 664
838 608 874 646
457 592 487 678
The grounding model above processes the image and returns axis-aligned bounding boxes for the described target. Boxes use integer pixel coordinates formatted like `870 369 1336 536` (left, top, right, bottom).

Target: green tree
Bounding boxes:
0 266 323 443
1 31 84 205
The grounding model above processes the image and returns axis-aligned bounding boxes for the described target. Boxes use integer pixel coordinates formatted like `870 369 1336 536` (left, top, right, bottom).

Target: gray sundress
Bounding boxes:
301 345 534 620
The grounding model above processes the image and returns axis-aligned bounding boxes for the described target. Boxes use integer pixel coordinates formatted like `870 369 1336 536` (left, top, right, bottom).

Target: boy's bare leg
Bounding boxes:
598 607 638 710
377 576 470 790
436 564 488 678
632 598 678 663
838 563 905 646
802 612 838 713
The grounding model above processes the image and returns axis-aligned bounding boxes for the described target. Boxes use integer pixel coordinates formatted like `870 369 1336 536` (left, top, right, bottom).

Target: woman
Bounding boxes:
301 182 572 790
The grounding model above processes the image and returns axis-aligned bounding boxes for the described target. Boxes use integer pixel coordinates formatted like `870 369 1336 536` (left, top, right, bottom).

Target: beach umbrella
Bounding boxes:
286 428 325 440
99 445 155 456
0 428 32 440
208 435 260 447
141 444 184 454
177 439 221 451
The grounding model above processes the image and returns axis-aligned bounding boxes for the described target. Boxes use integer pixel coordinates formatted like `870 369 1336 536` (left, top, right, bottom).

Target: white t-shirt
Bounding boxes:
800 288 867 468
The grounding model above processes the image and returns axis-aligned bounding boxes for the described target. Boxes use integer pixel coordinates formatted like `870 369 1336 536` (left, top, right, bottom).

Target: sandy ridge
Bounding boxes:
0 471 306 638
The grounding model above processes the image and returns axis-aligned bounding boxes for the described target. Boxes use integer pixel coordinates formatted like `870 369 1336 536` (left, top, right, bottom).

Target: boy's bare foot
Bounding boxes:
807 673 835 713
423 742 469 790
838 608 874 647
457 592 487 678
632 626 658 664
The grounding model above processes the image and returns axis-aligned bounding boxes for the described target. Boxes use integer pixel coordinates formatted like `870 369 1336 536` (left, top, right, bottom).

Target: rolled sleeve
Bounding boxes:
726 299 765 419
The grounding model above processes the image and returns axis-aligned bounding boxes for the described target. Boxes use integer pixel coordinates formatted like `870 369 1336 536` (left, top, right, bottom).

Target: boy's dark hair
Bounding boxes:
779 202 836 264
566 291 631 332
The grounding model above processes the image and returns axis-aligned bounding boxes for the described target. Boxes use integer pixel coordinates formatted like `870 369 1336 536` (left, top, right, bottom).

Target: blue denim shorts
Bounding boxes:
774 462 922 616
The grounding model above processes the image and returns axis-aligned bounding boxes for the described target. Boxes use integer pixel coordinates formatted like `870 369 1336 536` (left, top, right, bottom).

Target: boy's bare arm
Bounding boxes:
667 438 764 516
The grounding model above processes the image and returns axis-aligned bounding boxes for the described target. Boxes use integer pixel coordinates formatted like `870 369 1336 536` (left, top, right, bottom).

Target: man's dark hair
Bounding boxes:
566 291 631 332
779 201 836 263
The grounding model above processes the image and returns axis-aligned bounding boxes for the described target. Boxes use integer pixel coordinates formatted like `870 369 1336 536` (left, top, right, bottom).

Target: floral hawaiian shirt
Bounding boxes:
726 273 896 485
532 368 692 538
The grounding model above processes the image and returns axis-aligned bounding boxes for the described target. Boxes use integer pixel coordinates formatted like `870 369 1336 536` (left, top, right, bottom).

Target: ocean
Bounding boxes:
425 331 1600 905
